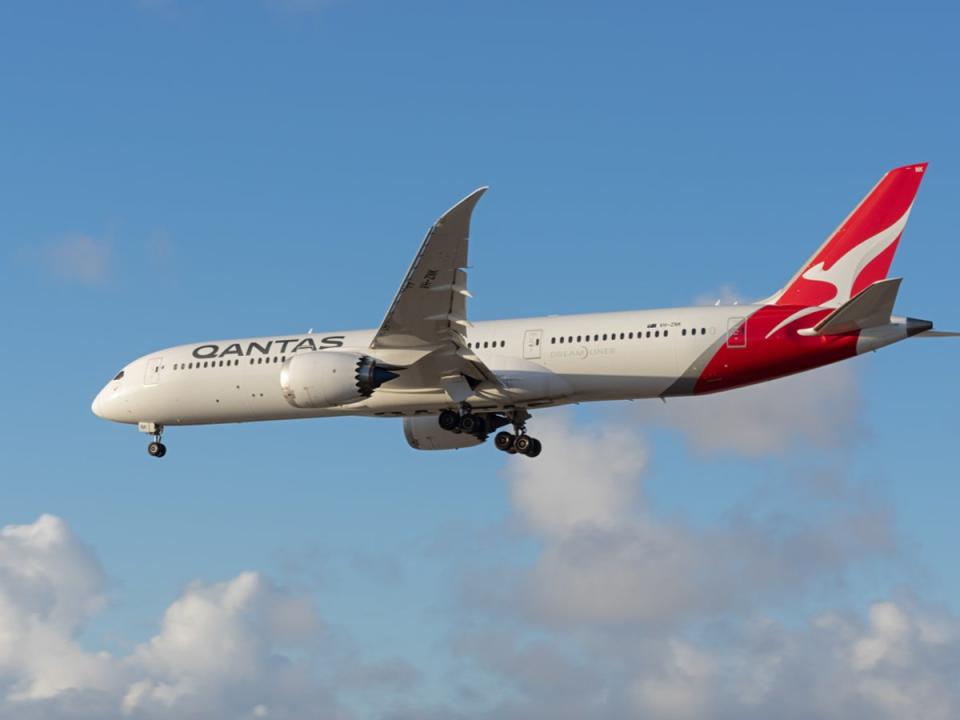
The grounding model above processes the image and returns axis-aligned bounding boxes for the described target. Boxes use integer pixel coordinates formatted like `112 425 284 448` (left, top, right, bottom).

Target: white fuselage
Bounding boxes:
92 306 746 427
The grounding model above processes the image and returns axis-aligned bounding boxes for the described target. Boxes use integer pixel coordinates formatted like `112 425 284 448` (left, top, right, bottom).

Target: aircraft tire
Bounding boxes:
460 413 486 436
525 438 542 458
514 434 532 454
438 409 460 432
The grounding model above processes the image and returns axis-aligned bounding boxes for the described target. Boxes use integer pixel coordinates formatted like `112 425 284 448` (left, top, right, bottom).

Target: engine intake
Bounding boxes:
280 351 399 409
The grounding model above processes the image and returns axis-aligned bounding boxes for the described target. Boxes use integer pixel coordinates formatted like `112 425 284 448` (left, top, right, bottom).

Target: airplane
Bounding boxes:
93 163 957 458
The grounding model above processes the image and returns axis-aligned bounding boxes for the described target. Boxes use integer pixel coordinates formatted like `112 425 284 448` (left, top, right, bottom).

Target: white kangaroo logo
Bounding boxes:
764 206 912 339
799 207 911 306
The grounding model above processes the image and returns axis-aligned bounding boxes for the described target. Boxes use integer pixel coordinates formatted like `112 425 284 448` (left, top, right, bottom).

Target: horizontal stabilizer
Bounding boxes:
805 277 902 336
917 330 960 338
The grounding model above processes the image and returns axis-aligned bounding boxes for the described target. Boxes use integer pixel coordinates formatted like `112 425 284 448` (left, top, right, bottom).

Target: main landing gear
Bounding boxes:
494 408 541 458
494 430 542 458
437 407 543 458
139 422 167 458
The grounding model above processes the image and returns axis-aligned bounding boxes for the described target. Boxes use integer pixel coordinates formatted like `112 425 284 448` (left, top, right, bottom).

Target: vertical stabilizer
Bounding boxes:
771 163 927 308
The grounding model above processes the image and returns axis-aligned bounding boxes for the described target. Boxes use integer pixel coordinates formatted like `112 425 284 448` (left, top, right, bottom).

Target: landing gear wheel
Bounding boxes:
459 413 487 436
494 431 514 452
514 434 532 454
438 409 460 432
147 441 167 458
525 438 542 458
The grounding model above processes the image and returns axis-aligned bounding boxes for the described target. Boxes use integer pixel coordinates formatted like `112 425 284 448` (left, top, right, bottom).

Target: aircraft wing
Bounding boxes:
370 188 503 393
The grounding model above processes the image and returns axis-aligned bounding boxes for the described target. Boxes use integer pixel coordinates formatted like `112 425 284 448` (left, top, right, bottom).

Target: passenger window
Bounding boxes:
645 331 651 338
577 335 581 342
664 330 669 337
559 336 565 344
655 331 660 338
593 335 599 341
620 333 625 340
629 332 634 339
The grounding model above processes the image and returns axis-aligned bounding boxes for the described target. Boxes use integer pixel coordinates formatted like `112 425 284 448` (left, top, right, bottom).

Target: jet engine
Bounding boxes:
403 416 486 451
280 351 399 409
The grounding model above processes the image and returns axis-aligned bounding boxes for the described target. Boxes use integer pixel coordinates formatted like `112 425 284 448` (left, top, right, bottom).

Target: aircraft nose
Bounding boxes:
91 390 105 418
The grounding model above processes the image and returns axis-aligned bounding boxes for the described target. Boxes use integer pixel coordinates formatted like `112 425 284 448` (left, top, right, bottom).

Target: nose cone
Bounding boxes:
92 382 127 422
91 392 104 418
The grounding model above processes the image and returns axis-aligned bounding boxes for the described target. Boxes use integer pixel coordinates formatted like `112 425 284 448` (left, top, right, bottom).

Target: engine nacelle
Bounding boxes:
403 416 486 451
280 351 398 409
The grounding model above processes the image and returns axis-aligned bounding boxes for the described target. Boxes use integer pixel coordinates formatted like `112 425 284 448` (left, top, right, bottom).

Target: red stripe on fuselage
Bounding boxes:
693 305 859 394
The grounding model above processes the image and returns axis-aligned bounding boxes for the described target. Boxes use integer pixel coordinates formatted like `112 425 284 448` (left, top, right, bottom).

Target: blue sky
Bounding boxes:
1 2 959 718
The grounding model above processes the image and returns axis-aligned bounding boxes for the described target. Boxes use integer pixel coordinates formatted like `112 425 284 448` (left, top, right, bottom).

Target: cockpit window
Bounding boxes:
113 370 125 381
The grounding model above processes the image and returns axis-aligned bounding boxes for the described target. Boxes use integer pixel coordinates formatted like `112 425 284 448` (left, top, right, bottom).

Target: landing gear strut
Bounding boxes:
493 409 542 458
139 422 167 458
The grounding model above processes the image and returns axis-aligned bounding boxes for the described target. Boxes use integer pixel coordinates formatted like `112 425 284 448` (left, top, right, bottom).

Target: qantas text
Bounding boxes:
191 336 345 359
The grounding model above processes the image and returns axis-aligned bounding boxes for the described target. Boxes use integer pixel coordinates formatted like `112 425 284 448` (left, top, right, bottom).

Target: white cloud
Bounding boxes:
123 572 328 718
433 399 960 720
628 640 715 720
500 411 891 627
0 516 351 720
632 361 862 456
508 415 646 538
626 602 960 720
0 515 115 701
44 234 112 286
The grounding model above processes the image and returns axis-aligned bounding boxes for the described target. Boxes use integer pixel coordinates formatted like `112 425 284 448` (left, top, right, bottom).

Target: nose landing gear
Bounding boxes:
139 422 167 458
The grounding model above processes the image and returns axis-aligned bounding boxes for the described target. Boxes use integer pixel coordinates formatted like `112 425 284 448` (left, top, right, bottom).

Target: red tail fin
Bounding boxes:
773 163 927 308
